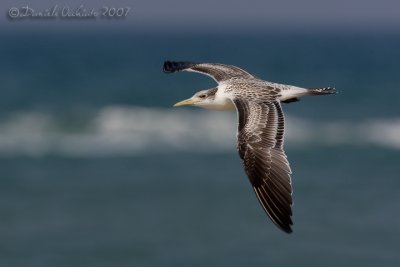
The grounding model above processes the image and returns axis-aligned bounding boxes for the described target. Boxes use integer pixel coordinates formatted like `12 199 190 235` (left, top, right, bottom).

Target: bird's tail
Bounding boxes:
280 87 336 103
307 87 336 95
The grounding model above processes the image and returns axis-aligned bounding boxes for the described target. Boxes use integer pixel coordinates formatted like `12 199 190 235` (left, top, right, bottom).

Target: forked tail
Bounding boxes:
281 87 336 103
308 87 336 95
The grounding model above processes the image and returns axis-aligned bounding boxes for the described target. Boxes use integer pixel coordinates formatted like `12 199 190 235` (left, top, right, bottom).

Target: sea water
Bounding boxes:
0 30 399 267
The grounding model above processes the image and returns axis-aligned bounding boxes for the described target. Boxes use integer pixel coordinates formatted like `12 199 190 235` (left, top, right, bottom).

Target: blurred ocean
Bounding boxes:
1 30 400 267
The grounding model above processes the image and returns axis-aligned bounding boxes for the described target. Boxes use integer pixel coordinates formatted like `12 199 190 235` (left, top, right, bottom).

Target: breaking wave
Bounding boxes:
0 106 399 157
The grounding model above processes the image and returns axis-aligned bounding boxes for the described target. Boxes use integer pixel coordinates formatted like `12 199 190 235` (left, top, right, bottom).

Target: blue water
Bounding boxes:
1 30 400 266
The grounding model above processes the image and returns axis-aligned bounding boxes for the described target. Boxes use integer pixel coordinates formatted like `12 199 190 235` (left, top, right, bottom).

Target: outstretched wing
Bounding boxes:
163 61 255 83
233 98 293 233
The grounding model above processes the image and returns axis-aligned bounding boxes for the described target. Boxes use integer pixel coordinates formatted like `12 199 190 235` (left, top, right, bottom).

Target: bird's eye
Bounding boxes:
199 94 206 98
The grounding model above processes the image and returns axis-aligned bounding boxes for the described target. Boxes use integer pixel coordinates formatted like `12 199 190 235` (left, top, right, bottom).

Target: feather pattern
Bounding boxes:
164 61 335 233
233 98 293 233
163 61 255 82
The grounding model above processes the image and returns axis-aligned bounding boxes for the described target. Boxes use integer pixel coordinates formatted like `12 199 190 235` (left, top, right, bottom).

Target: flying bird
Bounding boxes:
163 61 335 233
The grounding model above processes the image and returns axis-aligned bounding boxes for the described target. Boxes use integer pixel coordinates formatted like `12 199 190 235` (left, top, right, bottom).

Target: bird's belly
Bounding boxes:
279 86 308 101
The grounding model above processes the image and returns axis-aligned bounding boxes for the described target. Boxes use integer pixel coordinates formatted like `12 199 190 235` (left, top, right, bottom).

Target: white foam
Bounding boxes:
0 106 399 157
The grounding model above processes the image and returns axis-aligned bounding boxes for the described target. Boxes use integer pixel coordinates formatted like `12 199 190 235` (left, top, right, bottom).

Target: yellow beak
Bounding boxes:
173 98 196 107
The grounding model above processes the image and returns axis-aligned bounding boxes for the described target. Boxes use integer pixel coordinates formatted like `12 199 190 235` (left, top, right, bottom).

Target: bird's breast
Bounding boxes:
209 86 236 111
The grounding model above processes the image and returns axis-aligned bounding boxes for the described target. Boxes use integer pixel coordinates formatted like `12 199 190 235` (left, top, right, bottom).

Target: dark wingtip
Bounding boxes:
281 225 293 234
163 61 196 73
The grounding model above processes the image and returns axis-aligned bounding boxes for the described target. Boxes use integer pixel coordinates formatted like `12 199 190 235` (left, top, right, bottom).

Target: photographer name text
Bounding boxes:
8 5 131 20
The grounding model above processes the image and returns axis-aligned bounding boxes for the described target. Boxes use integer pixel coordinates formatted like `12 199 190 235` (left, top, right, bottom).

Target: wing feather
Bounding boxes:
163 61 255 83
233 98 293 233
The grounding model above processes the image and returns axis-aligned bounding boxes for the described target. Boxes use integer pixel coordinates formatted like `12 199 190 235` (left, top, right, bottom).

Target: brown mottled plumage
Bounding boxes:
164 61 335 233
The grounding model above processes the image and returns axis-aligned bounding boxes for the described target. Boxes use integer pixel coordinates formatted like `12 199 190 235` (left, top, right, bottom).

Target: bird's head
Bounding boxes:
173 88 217 109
